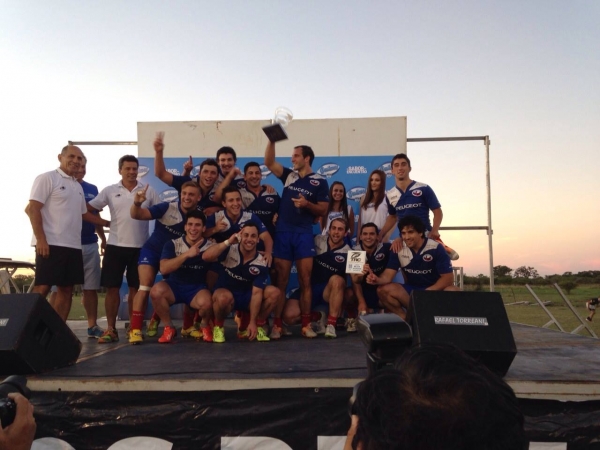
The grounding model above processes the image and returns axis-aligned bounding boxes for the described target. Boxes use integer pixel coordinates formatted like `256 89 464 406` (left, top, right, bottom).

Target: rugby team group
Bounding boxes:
26 133 460 345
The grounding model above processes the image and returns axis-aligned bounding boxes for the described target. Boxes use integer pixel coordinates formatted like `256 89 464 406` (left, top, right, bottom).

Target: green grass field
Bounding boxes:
68 284 600 338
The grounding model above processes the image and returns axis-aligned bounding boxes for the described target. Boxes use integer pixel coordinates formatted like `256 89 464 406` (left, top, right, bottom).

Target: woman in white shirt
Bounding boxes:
320 181 354 240
357 169 393 242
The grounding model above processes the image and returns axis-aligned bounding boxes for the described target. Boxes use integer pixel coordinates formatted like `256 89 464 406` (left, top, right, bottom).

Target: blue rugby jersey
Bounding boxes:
215 245 269 292
386 239 452 287
276 168 329 234
205 210 268 243
239 186 280 238
386 181 441 231
160 237 215 284
311 235 350 285
142 201 188 253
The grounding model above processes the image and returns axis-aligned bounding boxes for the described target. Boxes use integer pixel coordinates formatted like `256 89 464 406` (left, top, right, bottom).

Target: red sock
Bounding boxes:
310 311 321 321
131 311 144 330
256 318 266 327
151 312 160 321
214 319 225 327
273 317 282 327
327 315 337 326
241 311 251 329
193 311 200 323
301 314 311 328
183 308 194 329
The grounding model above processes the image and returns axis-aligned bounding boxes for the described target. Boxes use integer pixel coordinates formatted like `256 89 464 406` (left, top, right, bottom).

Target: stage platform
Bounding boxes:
27 320 600 400
18 321 600 449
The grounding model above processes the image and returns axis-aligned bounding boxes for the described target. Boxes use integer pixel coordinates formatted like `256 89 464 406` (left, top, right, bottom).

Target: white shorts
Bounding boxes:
82 242 101 290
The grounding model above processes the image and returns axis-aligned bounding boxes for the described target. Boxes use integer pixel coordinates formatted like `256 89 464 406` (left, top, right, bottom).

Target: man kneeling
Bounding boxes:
367 215 458 319
203 222 279 343
131 210 215 344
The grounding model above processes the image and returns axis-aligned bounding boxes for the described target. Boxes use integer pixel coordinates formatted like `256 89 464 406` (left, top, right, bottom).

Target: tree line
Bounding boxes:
463 266 600 293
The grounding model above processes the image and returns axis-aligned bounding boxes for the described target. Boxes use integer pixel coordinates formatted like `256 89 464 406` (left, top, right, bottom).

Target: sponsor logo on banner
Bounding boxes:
423 254 433 262
167 168 181 176
260 165 271 179
346 165 368 174
159 189 178 202
347 187 366 201
379 162 392 177
412 189 422 197
316 163 340 178
137 165 150 179
191 165 201 176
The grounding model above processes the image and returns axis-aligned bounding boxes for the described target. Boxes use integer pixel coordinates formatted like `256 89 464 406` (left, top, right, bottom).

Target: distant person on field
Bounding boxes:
344 344 528 450
26 145 109 321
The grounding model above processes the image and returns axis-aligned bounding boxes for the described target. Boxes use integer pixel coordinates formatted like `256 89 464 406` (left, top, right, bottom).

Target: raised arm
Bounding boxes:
130 184 154 220
153 132 174 186
202 233 239 262
264 141 284 178
213 168 241 203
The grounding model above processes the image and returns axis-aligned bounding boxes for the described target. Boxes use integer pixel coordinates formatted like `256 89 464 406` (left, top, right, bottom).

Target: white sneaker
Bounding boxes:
301 325 317 338
313 311 327 335
324 324 337 339
345 318 357 333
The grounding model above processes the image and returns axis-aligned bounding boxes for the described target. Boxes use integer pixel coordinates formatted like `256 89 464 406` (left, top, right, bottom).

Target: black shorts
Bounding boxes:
101 245 141 288
35 245 84 287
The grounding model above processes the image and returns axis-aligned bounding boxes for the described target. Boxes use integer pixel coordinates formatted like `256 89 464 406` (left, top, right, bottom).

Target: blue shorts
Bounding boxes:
273 231 315 261
138 246 160 270
232 290 252 312
290 282 327 309
362 285 381 310
165 279 208 306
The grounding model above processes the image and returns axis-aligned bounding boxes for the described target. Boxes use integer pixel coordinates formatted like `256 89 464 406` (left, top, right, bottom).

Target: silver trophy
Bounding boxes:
262 107 293 142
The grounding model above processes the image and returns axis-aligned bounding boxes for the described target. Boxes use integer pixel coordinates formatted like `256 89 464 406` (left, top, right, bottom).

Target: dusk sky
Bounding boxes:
2 1 598 277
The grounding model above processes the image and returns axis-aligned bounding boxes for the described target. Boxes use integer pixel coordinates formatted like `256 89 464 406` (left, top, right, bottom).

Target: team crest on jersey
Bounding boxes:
249 266 260 275
209 193 215 201
375 253 385 261
412 189 423 197
335 255 345 263
266 197 274 203
237 181 245 188
310 179 320 186
423 254 433 262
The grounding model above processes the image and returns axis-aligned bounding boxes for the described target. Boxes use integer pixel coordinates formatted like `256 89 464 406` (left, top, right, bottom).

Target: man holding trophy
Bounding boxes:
263 108 330 339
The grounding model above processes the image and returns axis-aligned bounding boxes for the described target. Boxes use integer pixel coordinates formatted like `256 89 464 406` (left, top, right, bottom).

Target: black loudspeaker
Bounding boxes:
0 294 82 375
407 291 517 376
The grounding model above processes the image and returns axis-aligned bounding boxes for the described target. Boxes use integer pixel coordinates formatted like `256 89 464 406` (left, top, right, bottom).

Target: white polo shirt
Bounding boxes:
89 181 160 248
29 168 87 249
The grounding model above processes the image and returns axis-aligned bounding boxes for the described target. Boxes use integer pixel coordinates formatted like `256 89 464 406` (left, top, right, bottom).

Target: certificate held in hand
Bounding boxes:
346 250 366 274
